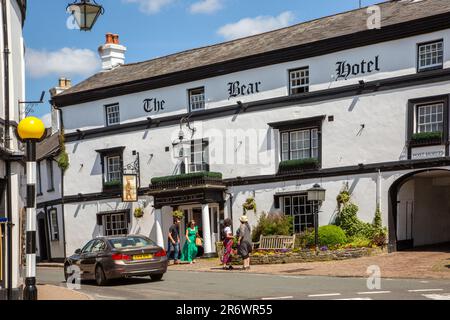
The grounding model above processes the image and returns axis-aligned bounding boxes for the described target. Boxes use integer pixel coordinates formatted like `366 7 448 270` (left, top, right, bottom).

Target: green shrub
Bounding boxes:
57 131 70 172
104 180 121 187
151 172 222 184
278 158 319 171
411 131 442 141
306 225 347 248
252 212 293 242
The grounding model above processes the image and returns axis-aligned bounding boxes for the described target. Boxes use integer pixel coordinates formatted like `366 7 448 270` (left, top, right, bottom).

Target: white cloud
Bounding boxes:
217 11 295 41
190 0 223 14
123 0 174 14
41 113 52 129
26 47 100 78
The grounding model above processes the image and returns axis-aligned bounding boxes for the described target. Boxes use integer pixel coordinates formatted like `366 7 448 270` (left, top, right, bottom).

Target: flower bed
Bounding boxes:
230 247 385 265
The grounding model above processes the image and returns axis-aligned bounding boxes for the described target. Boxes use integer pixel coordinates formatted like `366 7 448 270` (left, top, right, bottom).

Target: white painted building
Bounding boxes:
0 0 27 300
47 0 450 259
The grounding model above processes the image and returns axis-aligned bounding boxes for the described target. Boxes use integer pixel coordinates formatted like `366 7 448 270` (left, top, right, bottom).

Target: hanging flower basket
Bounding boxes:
243 197 257 214
134 207 144 219
172 210 184 220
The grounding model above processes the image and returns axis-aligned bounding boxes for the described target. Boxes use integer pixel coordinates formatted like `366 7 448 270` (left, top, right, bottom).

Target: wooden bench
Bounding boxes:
252 235 296 250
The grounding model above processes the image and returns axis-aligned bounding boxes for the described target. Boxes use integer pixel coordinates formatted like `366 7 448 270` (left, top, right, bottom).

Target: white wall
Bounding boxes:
64 81 450 196
62 30 450 133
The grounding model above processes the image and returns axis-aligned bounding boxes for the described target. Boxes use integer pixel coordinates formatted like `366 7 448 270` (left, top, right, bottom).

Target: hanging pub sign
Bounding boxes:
122 174 138 203
335 55 380 80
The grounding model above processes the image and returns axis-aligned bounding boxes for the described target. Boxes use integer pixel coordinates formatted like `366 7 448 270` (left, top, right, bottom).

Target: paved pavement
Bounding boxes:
37 267 450 300
171 245 450 279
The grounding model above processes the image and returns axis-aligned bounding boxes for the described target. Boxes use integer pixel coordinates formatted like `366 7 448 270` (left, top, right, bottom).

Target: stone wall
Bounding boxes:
231 247 385 265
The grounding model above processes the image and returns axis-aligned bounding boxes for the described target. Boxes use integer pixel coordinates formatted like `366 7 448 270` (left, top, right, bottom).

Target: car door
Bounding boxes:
79 240 96 279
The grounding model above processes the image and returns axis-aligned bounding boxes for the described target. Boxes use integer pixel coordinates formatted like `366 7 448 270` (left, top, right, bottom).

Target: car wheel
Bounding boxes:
150 274 164 281
95 265 108 286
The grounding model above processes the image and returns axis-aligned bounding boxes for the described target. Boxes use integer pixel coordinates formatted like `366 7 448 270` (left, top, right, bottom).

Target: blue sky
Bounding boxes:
24 0 380 123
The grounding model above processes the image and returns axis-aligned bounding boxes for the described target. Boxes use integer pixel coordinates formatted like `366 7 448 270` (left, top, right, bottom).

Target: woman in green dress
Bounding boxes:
181 220 200 264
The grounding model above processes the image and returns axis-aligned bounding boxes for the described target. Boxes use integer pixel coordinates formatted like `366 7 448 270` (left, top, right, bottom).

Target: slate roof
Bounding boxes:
36 132 60 161
57 0 450 97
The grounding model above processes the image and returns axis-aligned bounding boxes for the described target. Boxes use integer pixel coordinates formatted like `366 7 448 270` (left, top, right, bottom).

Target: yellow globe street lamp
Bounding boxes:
17 116 46 301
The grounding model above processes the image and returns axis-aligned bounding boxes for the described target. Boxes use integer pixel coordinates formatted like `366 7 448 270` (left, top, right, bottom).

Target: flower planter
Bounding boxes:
230 247 385 265
277 159 319 175
409 137 443 147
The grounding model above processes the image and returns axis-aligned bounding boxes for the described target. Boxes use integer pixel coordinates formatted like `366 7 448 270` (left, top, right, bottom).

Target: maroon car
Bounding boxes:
64 235 168 286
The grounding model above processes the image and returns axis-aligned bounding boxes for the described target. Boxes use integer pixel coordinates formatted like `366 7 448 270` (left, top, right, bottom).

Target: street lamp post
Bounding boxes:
307 184 326 254
67 0 104 31
17 117 46 301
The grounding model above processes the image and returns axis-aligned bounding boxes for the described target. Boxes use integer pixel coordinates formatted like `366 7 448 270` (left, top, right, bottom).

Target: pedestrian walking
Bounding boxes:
181 220 200 264
237 215 253 270
222 218 234 270
167 217 181 265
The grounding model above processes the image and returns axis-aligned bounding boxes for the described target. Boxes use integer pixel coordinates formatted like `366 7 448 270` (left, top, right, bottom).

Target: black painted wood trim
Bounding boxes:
37 157 450 207
53 12 450 108
64 68 450 143
407 94 449 159
268 115 325 130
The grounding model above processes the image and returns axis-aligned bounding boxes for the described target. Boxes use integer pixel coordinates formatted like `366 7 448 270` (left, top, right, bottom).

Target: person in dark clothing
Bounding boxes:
167 218 181 264
237 215 252 270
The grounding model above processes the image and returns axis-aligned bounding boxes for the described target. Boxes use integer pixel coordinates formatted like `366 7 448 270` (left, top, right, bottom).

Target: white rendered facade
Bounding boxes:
49 1 450 258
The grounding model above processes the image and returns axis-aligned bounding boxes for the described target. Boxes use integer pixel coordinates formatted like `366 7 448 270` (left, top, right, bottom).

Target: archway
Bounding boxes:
389 169 450 251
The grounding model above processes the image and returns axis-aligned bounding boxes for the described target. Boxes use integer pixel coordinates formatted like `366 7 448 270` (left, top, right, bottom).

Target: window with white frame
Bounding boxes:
189 87 205 112
283 194 318 233
102 212 128 236
418 40 443 71
48 209 59 241
281 128 319 161
189 139 209 173
416 103 444 133
105 104 120 126
289 67 309 95
106 156 122 183
46 159 54 191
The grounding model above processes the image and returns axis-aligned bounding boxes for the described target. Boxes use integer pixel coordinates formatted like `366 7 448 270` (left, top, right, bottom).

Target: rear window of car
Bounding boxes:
108 237 156 249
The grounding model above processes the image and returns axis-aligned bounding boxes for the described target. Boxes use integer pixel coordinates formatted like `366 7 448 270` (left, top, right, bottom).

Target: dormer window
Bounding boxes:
189 87 205 112
105 103 120 126
417 40 443 72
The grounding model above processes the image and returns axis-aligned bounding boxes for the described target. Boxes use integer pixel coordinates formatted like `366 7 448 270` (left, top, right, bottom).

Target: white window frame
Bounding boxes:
48 208 59 241
105 104 120 126
189 87 205 112
281 128 319 161
105 155 122 183
418 40 444 72
102 212 128 236
187 139 209 173
282 194 318 234
289 67 309 95
416 103 444 133
46 159 54 191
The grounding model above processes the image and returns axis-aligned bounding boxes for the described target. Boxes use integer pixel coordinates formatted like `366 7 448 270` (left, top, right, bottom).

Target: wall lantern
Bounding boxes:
67 0 104 31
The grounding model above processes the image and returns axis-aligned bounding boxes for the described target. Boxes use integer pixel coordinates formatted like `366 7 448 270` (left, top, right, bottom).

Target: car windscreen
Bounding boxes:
108 237 156 249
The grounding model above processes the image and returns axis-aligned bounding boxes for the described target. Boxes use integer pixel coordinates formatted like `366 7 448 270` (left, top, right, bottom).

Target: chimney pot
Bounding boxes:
113 34 119 44
99 33 127 71
105 33 114 44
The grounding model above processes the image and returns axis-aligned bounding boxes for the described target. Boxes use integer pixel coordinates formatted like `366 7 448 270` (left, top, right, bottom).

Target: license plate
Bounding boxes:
133 254 153 261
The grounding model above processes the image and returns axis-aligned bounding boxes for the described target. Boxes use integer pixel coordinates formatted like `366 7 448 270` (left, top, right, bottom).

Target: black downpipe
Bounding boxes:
2 0 13 300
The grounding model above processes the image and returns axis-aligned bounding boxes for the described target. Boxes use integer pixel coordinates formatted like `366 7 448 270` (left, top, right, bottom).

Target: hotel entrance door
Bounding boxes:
180 204 221 254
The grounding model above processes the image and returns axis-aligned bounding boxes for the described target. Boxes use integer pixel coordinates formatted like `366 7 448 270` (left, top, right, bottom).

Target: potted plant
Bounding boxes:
278 158 319 174
243 197 257 214
134 207 144 219
410 131 442 147
172 210 184 220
